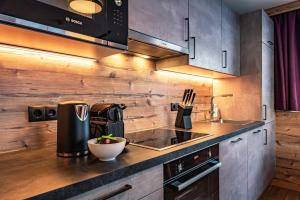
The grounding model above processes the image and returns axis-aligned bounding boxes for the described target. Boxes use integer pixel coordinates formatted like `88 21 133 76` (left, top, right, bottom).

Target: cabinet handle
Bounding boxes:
231 138 242 143
263 104 267 120
252 130 261 134
96 184 132 200
267 41 273 46
222 50 227 68
190 37 196 59
264 129 268 145
184 18 189 42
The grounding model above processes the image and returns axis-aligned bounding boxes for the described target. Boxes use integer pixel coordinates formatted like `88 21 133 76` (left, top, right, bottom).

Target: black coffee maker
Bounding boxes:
57 101 90 157
90 103 126 138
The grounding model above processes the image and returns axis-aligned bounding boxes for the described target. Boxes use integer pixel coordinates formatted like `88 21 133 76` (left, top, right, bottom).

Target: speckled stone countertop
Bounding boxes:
0 121 264 200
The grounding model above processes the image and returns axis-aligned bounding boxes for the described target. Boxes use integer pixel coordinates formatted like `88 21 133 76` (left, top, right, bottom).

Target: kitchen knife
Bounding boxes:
190 93 196 105
182 89 189 104
183 89 190 105
184 89 191 105
186 89 193 104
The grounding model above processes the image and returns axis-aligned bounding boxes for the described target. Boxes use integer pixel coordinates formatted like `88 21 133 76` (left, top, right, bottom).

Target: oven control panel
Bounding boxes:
163 144 219 181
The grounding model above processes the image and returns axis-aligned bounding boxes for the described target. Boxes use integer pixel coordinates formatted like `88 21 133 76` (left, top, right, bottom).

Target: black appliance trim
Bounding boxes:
0 0 128 49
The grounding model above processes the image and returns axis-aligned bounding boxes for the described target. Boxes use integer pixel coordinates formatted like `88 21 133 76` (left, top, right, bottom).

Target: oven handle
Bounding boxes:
172 161 222 192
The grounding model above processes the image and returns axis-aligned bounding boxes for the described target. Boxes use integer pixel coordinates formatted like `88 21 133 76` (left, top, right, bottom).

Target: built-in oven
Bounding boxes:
164 145 221 200
0 0 128 49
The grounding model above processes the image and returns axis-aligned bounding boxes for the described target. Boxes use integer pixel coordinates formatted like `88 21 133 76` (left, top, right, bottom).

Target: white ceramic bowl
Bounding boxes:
88 137 126 161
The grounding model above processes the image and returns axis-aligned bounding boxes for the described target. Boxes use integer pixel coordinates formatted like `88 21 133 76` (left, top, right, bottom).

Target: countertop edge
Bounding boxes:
28 121 265 200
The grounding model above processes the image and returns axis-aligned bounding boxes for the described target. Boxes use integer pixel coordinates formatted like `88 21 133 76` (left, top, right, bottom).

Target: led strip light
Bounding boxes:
0 43 97 65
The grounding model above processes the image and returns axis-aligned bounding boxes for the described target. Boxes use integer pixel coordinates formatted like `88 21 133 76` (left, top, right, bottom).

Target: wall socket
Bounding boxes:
170 103 179 111
28 105 57 122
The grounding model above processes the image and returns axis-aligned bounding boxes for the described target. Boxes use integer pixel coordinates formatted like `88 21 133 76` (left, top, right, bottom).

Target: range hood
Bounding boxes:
127 30 189 60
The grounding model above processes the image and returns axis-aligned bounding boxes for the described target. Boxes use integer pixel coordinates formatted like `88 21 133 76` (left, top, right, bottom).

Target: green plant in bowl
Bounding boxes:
96 134 119 144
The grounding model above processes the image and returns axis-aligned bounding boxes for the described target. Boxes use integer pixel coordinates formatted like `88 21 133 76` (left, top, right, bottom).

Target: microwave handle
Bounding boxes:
171 161 222 192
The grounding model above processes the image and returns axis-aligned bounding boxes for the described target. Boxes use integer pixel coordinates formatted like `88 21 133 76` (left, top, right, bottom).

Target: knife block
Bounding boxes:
175 105 193 129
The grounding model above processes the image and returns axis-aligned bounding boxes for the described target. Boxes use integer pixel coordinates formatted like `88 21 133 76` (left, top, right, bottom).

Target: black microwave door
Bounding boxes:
0 0 108 40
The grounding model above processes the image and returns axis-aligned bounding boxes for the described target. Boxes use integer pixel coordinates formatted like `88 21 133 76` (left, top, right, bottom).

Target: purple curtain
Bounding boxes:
272 10 300 111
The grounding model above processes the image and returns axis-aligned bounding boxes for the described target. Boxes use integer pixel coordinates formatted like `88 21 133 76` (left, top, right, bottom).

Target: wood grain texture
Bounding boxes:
0 51 212 153
265 1 300 16
260 185 300 200
272 112 300 192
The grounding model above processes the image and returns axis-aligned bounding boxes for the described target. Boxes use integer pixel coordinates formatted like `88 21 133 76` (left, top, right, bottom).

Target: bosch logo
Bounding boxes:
65 17 83 25
65 17 70 22
115 0 122 6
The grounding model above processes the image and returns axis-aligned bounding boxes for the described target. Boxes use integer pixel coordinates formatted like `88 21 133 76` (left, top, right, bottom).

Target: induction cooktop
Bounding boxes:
126 128 211 151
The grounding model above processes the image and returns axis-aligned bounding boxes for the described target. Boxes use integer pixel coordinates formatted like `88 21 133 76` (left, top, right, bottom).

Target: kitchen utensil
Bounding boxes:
57 101 90 157
184 89 192 105
182 89 189 104
190 93 196 105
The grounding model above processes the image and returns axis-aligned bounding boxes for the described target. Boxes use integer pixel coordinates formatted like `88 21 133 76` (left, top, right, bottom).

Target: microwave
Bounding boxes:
0 0 128 50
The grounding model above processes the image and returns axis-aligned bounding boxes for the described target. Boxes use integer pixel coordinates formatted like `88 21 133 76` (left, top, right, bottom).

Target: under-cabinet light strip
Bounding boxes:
0 43 97 64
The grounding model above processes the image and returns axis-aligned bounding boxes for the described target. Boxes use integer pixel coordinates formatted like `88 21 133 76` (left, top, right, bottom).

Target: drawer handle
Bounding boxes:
264 129 268 145
252 130 261 134
267 41 273 46
231 138 242 143
184 17 189 41
97 184 132 200
190 37 196 59
222 50 227 68
263 104 267 120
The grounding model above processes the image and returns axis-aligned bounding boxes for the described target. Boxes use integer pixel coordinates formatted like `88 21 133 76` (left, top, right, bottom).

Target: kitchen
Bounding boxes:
0 0 299 199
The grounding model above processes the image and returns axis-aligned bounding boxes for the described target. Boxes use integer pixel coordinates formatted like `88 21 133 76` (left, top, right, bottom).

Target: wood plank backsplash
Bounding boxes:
0 52 212 153
272 112 300 191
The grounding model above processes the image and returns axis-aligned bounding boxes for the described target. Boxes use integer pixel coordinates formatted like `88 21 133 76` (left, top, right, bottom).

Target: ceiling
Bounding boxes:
224 0 295 14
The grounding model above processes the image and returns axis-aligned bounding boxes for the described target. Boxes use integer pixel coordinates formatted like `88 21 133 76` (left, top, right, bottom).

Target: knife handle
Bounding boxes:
190 93 196 105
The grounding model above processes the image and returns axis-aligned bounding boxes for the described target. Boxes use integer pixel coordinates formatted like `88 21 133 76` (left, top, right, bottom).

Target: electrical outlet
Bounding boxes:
171 103 179 111
45 106 57 120
28 106 45 122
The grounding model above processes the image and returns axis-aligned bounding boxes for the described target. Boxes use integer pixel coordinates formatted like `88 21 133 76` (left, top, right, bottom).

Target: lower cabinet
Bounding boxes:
263 121 276 190
220 125 276 200
220 133 248 200
247 127 264 200
68 165 163 200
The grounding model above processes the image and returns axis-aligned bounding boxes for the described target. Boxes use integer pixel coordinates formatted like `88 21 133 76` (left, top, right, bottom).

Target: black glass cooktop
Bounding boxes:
127 129 211 151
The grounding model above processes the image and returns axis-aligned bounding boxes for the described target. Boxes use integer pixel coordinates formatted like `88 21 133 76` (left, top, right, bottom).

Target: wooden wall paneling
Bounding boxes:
266 1 300 16
0 51 213 153
272 112 300 192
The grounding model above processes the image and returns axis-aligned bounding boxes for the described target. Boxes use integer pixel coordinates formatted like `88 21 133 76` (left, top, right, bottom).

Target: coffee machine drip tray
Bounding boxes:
126 129 211 151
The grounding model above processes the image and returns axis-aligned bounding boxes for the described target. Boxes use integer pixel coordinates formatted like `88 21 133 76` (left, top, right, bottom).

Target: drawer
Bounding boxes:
68 165 163 200
140 189 163 200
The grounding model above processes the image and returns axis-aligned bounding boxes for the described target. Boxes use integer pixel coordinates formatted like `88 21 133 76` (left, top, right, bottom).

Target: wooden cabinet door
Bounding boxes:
262 43 275 123
189 0 222 71
247 127 264 200
129 0 189 48
220 133 248 200
263 122 276 190
262 10 274 49
221 1 240 76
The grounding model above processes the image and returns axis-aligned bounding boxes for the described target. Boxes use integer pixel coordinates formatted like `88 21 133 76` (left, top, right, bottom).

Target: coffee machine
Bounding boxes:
90 103 126 138
57 101 90 157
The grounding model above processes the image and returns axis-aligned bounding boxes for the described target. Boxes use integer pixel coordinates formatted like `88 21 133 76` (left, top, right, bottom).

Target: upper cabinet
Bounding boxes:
128 0 189 49
221 1 240 76
262 11 274 49
130 0 240 77
189 0 222 72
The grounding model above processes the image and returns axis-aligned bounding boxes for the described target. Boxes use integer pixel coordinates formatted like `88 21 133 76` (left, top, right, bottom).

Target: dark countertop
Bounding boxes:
0 121 264 200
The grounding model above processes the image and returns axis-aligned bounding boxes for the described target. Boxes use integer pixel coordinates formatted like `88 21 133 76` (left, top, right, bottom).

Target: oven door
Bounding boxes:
0 0 127 47
164 160 221 200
